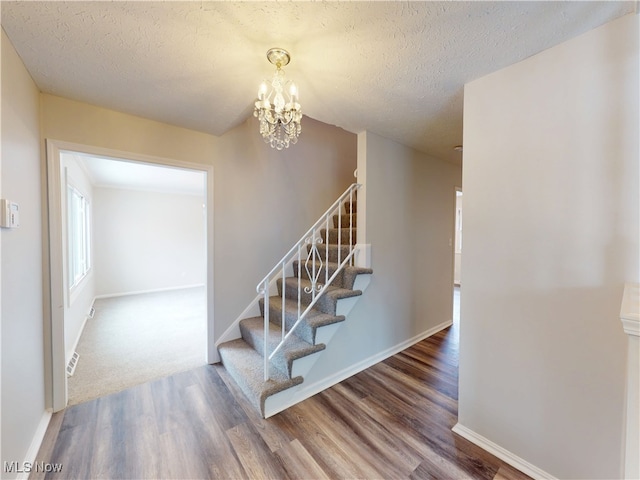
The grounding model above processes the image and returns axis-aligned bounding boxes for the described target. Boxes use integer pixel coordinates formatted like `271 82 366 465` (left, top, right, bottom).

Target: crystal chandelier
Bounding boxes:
253 48 302 150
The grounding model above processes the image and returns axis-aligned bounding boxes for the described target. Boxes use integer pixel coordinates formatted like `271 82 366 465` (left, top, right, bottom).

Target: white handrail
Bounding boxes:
257 184 360 291
257 183 360 381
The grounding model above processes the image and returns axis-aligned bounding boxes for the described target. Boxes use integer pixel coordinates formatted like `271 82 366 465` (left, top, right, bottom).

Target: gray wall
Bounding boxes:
1 29 47 475
459 13 638 479
212 116 357 341
301 130 462 384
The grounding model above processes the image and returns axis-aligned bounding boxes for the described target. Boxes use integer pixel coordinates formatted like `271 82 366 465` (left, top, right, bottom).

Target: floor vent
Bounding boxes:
66 352 80 377
88 306 95 318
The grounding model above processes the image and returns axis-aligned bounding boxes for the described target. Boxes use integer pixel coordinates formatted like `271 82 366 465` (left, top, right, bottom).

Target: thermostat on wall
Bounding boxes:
0 199 20 228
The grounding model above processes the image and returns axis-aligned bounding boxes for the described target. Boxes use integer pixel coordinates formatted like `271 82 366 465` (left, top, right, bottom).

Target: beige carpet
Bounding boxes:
68 286 207 406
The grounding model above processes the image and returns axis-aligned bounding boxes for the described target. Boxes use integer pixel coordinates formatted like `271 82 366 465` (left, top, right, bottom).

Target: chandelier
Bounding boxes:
253 48 302 150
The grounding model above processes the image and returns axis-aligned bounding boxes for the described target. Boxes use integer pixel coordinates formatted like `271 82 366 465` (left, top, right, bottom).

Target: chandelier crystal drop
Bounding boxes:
253 48 302 150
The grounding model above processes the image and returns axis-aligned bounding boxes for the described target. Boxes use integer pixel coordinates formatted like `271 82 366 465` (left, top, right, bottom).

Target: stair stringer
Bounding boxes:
269 274 371 380
263 272 372 417
351 273 372 296
264 317 452 419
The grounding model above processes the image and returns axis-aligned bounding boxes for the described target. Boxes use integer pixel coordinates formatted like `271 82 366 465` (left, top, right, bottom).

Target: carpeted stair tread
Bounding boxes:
217 188 375 418
277 277 362 316
333 213 357 228
282 276 362 300
259 296 346 344
218 338 303 416
293 260 343 288
305 243 354 263
321 227 358 245
239 316 325 377
341 265 374 290
293 260 373 290
343 200 357 213
281 277 362 316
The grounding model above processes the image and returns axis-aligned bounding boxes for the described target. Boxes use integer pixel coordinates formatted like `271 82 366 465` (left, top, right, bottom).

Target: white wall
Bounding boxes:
0 29 47 476
93 187 205 296
301 130 461 384
459 13 638 479
59 152 96 364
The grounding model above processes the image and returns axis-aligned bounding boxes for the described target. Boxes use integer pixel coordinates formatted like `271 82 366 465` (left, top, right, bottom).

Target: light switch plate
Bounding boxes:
0 199 20 228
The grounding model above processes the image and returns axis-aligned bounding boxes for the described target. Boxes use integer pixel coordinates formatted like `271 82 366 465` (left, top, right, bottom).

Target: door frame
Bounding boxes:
453 187 463 286
44 139 215 412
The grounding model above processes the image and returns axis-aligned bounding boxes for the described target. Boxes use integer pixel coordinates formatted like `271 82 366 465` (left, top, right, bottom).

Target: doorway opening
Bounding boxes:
453 188 462 328
46 140 214 411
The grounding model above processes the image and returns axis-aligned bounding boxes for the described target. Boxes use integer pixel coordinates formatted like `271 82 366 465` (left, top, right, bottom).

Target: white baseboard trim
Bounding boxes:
451 423 557 480
16 410 53 480
94 283 205 299
266 320 452 417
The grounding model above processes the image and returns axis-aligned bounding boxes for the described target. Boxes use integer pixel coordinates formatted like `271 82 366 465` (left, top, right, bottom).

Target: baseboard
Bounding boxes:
94 283 205 299
451 423 557 480
15 410 53 480
266 320 452 417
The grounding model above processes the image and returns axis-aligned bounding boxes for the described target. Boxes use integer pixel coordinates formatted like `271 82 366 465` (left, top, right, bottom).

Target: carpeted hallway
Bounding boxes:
67 286 207 406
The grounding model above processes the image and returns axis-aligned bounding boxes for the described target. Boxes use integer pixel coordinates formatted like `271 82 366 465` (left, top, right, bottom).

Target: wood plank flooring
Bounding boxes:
32 323 532 479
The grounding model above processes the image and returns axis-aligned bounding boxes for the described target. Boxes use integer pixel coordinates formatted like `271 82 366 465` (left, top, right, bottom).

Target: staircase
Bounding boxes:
217 184 372 418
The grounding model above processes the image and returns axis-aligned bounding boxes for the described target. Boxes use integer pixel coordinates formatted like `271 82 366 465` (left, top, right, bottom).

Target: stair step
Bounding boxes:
218 338 303 416
333 213 356 228
321 227 357 245
259 296 346 344
306 243 353 263
293 260 344 288
277 277 362 316
343 265 373 290
343 200 357 214
239 317 325 377
217 186 373 419
293 260 373 290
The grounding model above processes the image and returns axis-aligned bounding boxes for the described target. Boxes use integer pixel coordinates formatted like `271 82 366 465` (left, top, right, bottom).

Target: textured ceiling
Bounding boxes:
2 1 635 164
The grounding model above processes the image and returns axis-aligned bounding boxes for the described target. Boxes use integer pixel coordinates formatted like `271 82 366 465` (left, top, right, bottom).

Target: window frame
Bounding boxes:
67 183 92 295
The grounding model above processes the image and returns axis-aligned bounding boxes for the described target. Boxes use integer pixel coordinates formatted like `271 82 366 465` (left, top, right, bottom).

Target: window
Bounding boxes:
67 185 91 289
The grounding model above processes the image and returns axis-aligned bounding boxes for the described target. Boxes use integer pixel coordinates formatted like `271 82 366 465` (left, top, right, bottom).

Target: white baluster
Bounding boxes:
263 281 269 381
281 261 286 342
257 184 363 366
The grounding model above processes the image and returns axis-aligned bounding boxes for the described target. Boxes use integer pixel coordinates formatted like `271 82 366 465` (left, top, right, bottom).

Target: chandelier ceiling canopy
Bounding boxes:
253 48 302 150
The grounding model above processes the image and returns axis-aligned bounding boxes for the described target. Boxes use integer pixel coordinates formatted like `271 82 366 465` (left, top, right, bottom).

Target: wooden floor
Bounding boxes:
32 321 531 479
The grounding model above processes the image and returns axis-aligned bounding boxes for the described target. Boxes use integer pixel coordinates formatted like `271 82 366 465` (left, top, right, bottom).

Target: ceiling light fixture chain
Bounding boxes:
253 48 302 150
